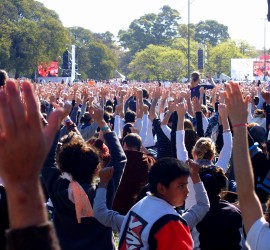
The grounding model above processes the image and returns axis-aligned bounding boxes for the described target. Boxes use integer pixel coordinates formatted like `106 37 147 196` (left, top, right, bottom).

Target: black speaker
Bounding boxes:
62 49 69 69
198 49 204 69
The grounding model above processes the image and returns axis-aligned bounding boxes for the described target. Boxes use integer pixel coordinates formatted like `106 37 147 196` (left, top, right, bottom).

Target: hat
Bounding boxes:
249 126 267 143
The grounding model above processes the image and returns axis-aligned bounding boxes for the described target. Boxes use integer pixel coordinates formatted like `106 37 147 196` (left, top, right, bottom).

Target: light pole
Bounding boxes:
264 18 267 81
187 0 190 81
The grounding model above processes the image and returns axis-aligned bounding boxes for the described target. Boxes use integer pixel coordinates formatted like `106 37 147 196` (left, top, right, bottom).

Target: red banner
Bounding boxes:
38 61 58 77
253 61 270 77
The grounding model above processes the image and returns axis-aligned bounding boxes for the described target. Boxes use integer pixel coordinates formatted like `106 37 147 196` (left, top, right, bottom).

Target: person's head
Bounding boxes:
80 112 92 125
105 105 113 114
57 132 100 183
191 71 200 82
185 130 198 159
253 109 265 118
125 110 136 123
148 157 190 207
184 119 195 131
122 122 133 139
0 69 8 87
199 166 228 197
122 133 142 151
254 96 260 106
192 137 216 161
142 88 149 99
201 104 208 116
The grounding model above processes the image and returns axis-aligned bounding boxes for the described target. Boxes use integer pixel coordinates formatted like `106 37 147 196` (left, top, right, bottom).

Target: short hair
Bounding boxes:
57 132 100 182
149 157 189 194
105 105 113 113
200 166 227 196
122 123 133 139
122 133 142 151
192 137 216 160
125 110 136 123
142 88 149 99
103 110 110 123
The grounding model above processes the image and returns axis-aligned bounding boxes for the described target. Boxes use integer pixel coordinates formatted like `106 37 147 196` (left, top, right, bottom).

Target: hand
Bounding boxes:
0 80 69 186
186 159 200 184
218 103 228 120
192 96 201 113
175 102 186 119
142 104 149 114
89 104 104 125
224 82 249 125
99 166 114 185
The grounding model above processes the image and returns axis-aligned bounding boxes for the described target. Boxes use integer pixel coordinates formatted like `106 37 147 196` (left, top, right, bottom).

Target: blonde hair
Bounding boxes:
192 137 216 160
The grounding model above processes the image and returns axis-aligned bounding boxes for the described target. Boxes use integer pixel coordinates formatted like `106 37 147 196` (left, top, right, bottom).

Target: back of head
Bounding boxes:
185 130 197 159
57 132 100 182
122 133 142 151
125 110 136 123
192 137 216 160
184 119 195 131
149 157 189 194
122 123 133 139
199 166 227 197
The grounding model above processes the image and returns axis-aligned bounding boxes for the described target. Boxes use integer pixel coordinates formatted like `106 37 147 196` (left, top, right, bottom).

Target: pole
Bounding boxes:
264 18 266 81
187 0 190 82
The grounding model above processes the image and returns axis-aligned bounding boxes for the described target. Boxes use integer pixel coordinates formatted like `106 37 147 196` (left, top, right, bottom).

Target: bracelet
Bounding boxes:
101 125 110 131
232 123 248 128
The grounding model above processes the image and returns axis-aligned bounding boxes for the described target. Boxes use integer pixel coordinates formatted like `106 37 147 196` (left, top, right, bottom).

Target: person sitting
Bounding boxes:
112 133 156 215
41 104 127 250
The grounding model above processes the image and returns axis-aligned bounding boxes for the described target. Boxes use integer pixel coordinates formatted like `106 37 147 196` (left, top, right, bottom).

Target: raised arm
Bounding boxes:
0 80 68 249
224 81 263 233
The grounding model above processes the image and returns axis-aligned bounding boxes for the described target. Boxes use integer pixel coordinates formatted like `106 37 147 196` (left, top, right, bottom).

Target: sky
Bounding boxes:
37 0 269 50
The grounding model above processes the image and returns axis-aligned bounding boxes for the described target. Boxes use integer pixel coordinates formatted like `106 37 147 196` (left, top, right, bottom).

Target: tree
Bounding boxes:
118 5 181 55
128 45 185 81
0 0 70 78
234 40 259 58
88 41 117 80
194 20 230 46
206 40 244 77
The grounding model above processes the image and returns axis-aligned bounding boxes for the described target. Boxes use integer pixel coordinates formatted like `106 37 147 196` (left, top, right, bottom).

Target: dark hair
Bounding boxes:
57 132 100 182
199 166 227 196
149 158 189 194
125 110 136 123
142 88 149 99
103 110 110 123
122 133 142 151
191 71 200 81
0 70 8 87
122 123 133 139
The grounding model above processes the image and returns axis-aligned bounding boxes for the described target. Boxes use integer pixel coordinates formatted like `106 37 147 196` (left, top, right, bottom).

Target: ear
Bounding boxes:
157 183 166 195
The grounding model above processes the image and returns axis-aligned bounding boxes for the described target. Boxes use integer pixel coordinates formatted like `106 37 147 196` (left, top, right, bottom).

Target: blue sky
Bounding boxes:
38 0 269 50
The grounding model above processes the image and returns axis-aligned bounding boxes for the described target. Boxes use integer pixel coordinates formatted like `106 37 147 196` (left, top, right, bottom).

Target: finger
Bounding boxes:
5 80 27 136
21 81 42 131
0 84 17 138
43 108 67 150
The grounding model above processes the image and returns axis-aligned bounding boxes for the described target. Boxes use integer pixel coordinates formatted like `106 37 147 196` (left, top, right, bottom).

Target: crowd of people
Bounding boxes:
0 69 270 250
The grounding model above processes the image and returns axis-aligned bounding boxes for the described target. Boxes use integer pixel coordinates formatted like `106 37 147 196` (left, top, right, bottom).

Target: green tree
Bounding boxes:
0 0 70 77
88 41 117 80
194 20 230 46
128 45 185 81
118 5 180 55
206 41 244 77
235 40 259 58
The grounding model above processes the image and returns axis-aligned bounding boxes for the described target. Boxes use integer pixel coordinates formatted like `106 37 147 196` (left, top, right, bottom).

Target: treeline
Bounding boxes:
0 1 261 80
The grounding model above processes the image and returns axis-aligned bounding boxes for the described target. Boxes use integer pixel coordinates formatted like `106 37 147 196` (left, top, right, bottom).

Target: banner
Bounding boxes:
38 61 58 77
253 61 270 77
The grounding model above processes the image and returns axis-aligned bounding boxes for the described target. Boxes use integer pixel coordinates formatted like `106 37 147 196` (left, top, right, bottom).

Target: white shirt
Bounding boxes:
246 217 270 250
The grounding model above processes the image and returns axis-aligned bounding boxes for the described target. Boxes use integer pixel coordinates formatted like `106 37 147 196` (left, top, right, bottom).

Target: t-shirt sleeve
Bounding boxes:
154 220 193 250
246 217 270 250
